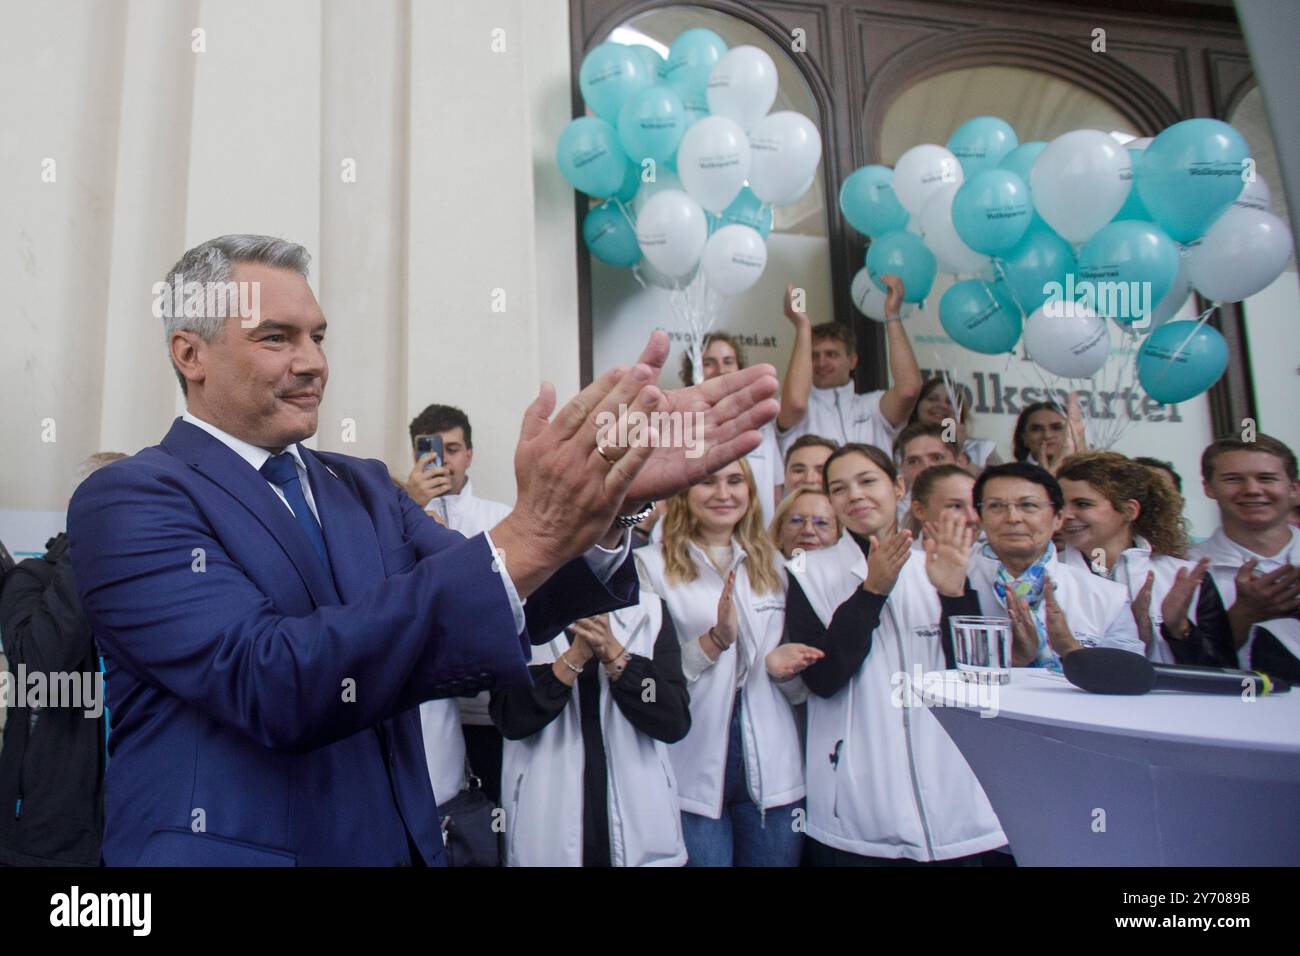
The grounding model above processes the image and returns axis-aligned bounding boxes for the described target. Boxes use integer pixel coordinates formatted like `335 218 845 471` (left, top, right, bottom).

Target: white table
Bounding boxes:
917 669 1300 866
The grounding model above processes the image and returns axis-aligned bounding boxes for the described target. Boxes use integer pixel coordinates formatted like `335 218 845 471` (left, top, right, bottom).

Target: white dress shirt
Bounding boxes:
183 411 320 519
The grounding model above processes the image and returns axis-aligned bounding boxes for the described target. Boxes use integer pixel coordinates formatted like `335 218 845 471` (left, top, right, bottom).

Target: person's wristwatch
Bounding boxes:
613 501 654 528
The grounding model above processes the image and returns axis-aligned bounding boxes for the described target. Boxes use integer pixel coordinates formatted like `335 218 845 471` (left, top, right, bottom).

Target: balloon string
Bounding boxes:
1169 303 1219 361
1152 302 1220 390
631 264 649 292
614 198 636 234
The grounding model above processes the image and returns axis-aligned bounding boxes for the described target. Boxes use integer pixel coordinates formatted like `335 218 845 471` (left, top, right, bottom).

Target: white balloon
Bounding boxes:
1030 130 1132 243
631 168 683 218
1234 173 1271 213
701 224 768 295
706 46 777 131
851 266 916 322
676 116 751 213
1024 298 1111 378
747 111 822 204
1144 248 1193 333
894 144 963 216
636 190 708 278
1187 206 1294 302
770 171 816 206
918 184 990 276
634 256 685 290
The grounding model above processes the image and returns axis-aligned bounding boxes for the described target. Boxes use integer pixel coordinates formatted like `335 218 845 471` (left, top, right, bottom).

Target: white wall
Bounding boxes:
0 0 578 555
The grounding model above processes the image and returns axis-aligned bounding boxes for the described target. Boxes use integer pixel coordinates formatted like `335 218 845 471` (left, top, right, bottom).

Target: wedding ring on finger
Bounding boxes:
595 442 617 467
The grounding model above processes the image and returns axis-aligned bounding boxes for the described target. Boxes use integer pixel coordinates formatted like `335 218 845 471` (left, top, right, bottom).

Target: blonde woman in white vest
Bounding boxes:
636 458 807 866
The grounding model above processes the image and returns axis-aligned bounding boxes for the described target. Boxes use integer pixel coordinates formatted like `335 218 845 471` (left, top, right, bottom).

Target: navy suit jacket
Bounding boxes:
67 418 637 866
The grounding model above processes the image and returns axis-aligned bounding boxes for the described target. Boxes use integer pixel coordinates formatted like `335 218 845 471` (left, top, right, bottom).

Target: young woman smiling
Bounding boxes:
780 443 1006 865
1056 451 1231 666
635 459 806 867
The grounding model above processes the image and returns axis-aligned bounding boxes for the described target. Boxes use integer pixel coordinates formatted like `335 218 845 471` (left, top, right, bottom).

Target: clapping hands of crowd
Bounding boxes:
1132 556 1211 645
922 512 975 598
703 570 739 661
862 529 913 597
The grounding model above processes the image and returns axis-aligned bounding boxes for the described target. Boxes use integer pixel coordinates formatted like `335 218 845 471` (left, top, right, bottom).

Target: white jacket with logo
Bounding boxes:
791 533 1006 860
636 540 804 818
1191 526 1300 669
1060 539 1202 664
778 384 898 456
499 592 687 867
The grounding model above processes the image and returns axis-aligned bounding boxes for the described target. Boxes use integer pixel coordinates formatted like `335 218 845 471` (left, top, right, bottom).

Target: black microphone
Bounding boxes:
1062 647 1292 696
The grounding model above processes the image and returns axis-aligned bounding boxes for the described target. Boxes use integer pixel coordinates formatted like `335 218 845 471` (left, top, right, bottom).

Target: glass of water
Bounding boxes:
949 616 1013 684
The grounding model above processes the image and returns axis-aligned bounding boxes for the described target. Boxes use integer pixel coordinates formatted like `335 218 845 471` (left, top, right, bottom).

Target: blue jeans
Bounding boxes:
681 694 804 867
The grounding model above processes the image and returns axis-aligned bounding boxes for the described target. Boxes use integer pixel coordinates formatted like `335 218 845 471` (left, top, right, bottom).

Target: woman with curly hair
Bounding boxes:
636 458 811 866
1056 451 1232 665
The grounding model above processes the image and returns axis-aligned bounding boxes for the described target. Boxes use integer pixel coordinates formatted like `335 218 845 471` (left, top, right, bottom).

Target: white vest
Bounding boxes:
419 479 514 802
967 547 1145 657
779 384 897 456
500 593 687 867
1060 539 1203 664
636 540 804 818
791 533 1006 860
1191 526 1300 668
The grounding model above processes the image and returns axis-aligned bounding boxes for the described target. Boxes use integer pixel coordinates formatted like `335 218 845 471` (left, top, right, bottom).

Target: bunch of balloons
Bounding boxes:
558 30 823 298
840 115 1293 407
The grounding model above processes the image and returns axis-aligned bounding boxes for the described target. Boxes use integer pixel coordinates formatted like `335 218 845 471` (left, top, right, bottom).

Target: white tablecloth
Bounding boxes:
917 669 1300 865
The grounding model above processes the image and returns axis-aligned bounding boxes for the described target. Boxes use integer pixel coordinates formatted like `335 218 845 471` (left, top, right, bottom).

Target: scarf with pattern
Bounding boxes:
986 541 1059 670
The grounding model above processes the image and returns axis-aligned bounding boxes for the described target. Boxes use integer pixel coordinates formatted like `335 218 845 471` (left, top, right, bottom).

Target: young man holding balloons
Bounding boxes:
779 274 924 458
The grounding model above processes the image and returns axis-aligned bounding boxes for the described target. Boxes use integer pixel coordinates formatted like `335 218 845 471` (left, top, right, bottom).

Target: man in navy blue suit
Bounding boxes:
67 235 778 866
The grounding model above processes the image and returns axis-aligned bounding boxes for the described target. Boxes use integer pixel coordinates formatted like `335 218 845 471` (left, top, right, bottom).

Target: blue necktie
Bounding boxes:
260 452 330 570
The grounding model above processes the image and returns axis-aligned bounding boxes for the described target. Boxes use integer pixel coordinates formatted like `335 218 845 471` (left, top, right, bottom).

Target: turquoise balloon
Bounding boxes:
1078 221 1180 328
1137 320 1228 403
999 142 1054 235
999 225 1076 314
939 280 1023 354
720 187 773 240
618 84 686 165
580 43 654 124
583 202 641 267
630 44 665 81
1135 119 1248 242
998 141 1046 183
866 230 936 303
840 165 909 237
1111 147 1152 222
664 28 727 103
947 116 1019 176
952 169 1033 256
556 117 628 197
615 159 642 202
